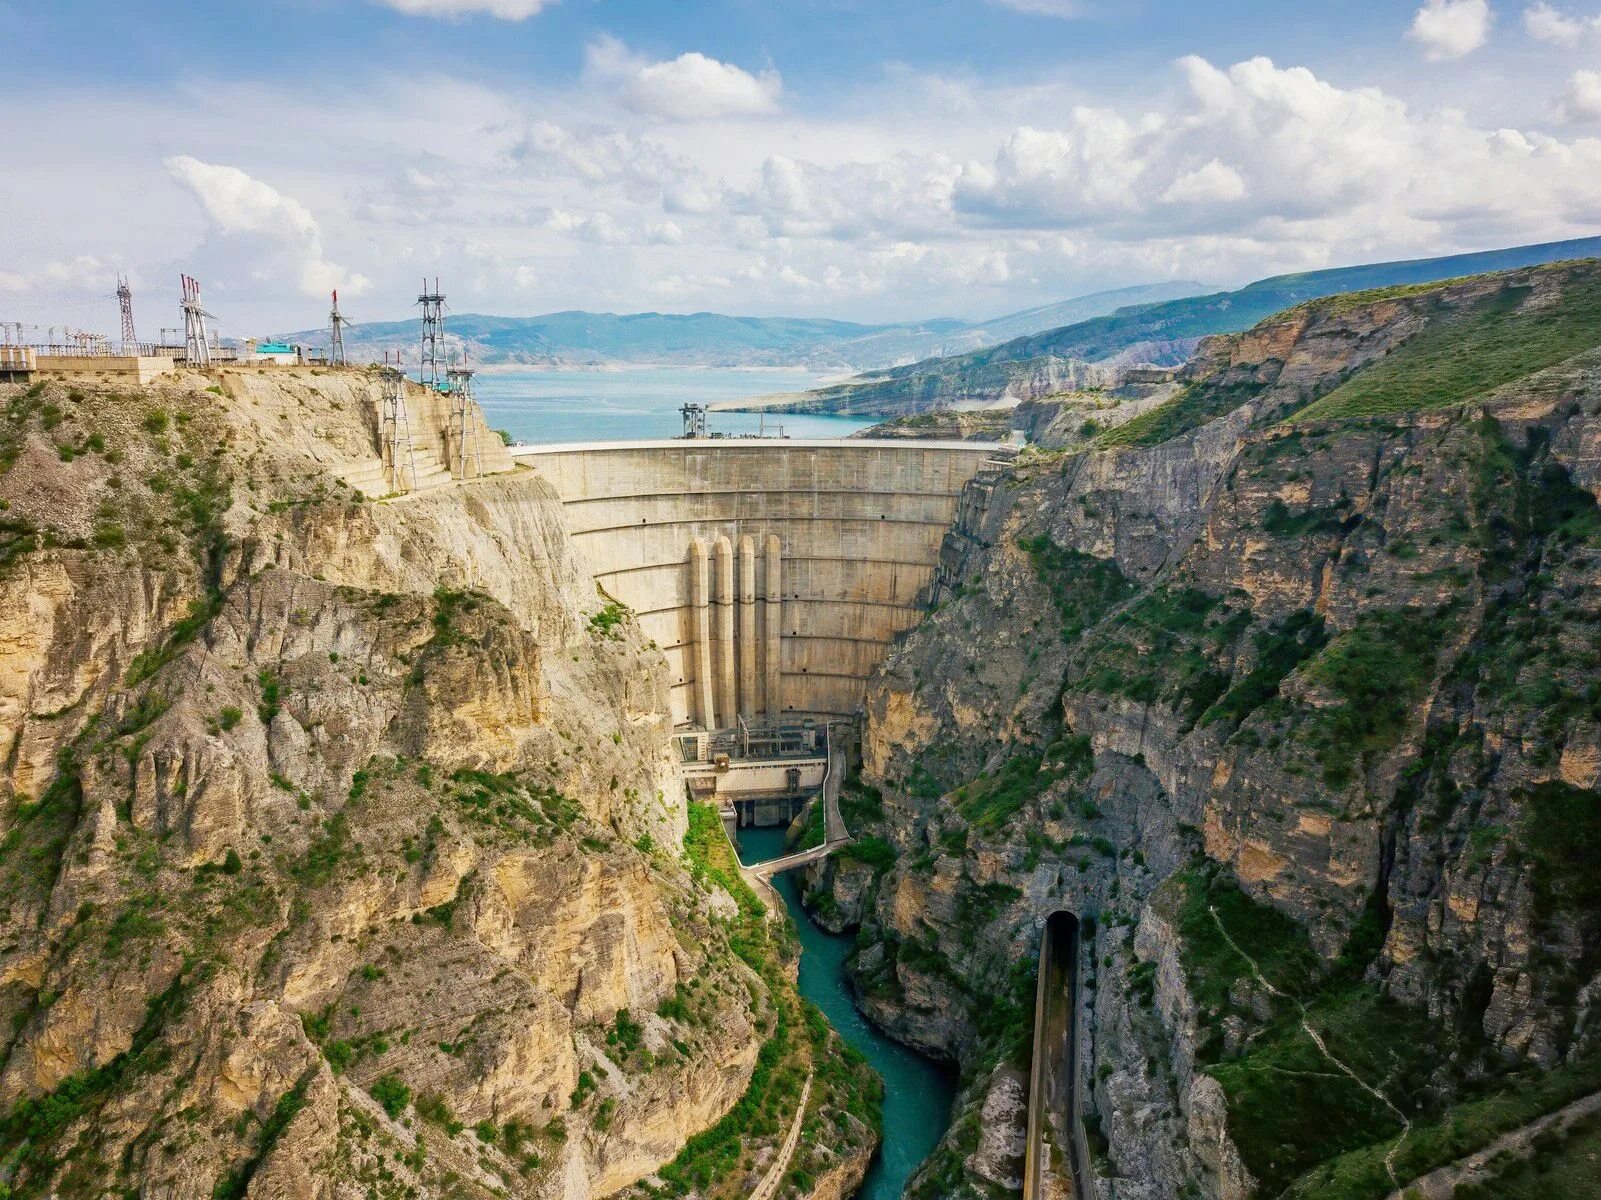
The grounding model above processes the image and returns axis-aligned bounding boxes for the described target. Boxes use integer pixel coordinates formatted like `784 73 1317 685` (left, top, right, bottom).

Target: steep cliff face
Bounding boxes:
806 261 1601 1197
0 367 875 1199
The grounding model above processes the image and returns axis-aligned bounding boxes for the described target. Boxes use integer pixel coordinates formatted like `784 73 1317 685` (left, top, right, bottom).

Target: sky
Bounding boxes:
3 0 1601 337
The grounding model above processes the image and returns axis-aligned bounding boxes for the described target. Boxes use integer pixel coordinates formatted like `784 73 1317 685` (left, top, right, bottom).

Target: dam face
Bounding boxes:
516 438 1011 728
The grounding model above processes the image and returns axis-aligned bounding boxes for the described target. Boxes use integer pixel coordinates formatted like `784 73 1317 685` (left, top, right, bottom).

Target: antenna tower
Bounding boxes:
116 275 137 352
180 274 213 367
329 289 349 366
417 278 445 390
379 354 419 494
444 362 483 478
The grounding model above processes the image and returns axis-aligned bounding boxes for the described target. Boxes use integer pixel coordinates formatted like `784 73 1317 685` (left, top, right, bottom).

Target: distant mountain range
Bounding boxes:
279 281 1207 372
718 235 1601 418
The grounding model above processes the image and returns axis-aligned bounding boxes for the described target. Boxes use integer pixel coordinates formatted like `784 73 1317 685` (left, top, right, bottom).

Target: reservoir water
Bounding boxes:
473 367 874 444
736 826 956 1200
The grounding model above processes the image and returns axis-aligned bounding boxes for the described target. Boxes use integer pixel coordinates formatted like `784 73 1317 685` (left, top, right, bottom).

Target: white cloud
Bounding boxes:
586 35 781 120
0 256 110 295
1555 68 1601 120
12 40 1601 334
1408 0 1493 59
508 120 699 198
1161 159 1247 205
1523 2 1601 41
164 156 370 297
952 53 1601 255
372 0 554 19
985 0 1085 17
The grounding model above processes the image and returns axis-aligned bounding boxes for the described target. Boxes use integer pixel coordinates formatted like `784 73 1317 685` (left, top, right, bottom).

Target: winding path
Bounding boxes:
1208 905 1412 1190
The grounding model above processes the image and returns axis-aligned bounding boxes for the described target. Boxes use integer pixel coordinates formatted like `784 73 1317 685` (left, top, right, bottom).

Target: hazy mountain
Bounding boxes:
726 235 1601 417
279 281 1209 371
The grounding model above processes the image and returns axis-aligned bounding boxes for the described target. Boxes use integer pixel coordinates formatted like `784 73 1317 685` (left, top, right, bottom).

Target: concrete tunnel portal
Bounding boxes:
1026 910 1090 1200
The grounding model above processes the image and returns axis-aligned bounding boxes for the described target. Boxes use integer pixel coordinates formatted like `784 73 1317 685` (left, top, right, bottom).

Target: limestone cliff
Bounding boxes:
806 260 1601 1197
0 366 875 1199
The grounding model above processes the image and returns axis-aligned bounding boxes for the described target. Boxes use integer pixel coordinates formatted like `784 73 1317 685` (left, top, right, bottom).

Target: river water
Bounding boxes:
472 367 873 444
736 826 956 1200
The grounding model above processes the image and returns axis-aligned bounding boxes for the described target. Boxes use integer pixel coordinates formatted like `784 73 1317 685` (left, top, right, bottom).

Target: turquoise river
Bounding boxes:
735 826 956 1200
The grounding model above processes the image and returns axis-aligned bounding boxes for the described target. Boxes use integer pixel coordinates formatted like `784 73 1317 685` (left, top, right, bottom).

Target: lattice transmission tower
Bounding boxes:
445 363 483 478
180 274 213 367
116 275 138 352
417 278 445 390
329 289 350 366
379 355 419 494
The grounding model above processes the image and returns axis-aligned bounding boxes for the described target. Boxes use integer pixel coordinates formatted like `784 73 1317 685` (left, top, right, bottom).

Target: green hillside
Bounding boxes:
761 236 1601 416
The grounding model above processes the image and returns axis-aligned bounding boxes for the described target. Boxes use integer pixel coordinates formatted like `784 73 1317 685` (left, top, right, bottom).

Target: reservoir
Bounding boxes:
737 827 957 1200
473 367 873 443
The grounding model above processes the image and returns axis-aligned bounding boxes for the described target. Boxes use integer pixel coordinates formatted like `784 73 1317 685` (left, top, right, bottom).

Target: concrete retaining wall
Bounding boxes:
516 439 1010 727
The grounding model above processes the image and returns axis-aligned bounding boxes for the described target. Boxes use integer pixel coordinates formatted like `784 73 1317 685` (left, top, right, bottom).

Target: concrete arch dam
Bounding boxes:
515 438 1013 729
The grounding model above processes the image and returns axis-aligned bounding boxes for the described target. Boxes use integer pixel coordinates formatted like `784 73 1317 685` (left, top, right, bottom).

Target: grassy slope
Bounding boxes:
1096 262 1601 449
1294 272 1601 422
832 237 1601 390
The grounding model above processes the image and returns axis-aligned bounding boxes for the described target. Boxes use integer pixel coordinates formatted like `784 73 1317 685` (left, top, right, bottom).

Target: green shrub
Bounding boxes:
1299 608 1446 787
369 1074 410 1118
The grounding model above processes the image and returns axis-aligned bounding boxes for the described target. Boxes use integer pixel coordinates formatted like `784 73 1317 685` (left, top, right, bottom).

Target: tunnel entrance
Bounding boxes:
1025 910 1087 1200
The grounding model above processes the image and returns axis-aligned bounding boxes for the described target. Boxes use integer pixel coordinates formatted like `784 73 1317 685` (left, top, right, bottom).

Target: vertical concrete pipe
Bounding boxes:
738 535 758 722
689 538 716 730
764 535 783 718
714 535 737 729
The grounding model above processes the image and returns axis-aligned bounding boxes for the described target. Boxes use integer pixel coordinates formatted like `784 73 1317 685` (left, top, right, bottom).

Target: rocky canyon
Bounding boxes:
3 256 1600 1200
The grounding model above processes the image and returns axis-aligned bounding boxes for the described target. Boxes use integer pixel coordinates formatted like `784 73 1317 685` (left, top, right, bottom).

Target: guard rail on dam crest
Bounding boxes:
514 438 1016 729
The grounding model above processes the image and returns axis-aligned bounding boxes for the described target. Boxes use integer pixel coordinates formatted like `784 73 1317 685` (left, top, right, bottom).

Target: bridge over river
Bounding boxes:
514 438 1014 729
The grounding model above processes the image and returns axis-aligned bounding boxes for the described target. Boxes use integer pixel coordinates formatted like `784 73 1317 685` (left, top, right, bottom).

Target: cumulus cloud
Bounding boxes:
0 255 110 295
951 53 1601 254
372 0 554 19
729 152 960 240
1161 159 1248 205
164 156 369 296
508 120 701 198
1408 0 1493 59
1523 2 1601 42
586 35 781 120
1554 68 1601 120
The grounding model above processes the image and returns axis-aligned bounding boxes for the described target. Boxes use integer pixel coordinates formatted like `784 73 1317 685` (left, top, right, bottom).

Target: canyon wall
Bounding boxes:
0 366 876 1199
806 260 1601 1198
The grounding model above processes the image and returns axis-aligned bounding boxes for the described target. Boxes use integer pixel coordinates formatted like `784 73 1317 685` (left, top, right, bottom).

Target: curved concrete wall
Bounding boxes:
515 439 1010 728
